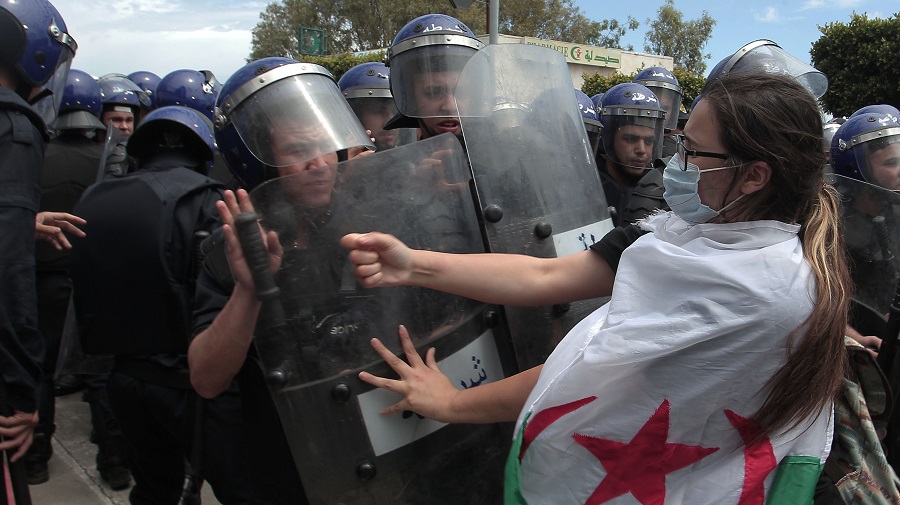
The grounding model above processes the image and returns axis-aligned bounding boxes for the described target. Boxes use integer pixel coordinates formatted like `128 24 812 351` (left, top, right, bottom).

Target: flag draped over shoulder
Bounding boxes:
506 212 834 505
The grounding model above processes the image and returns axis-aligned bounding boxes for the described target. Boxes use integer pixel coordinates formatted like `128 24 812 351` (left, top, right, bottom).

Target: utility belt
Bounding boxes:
113 356 192 390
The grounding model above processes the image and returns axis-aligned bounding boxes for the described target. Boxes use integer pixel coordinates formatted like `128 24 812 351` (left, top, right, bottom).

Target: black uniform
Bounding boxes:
597 157 667 227
71 155 252 504
28 133 103 476
0 86 47 416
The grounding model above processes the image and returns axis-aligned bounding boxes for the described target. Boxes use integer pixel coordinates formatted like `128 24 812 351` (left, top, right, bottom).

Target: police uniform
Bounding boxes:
71 155 253 504
0 86 47 418
28 132 102 475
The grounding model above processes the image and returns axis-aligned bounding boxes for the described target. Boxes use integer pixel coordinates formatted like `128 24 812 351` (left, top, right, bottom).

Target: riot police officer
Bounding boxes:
71 106 253 503
382 13 484 141
339 61 415 151
25 67 103 485
189 56 373 504
596 82 668 226
97 74 147 176
0 0 75 499
575 88 602 156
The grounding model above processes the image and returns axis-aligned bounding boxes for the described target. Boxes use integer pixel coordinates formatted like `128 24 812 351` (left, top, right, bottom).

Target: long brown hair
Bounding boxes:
702 73 851 437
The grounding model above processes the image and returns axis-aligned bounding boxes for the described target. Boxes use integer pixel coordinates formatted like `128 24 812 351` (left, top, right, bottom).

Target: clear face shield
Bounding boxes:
724 40 828 99
602 112 665 170
30 55 72 126
643 82 682 132
99 74 152 109
347 96 415 150
389 39 481 119
223 69 374 168
855 128 900 191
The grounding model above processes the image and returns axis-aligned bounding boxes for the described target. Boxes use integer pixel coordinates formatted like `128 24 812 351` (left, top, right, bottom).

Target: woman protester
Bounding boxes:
340 72 851 504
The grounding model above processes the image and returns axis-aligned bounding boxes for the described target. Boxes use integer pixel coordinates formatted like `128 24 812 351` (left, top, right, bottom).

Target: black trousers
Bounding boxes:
107 372 253 505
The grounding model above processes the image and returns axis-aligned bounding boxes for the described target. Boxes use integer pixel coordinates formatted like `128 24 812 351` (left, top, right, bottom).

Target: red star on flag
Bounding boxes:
574 399 718 505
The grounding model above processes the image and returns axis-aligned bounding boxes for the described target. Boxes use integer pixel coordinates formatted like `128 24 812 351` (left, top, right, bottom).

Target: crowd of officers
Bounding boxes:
2 0 900 504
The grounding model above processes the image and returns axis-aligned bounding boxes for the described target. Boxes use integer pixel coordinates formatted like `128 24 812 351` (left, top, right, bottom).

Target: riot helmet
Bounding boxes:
850 104 900 120
599 82 665 174
590 92 604 110
338 62 413 150
707 40 828 99
156 69 218 122
52 68 105 132
127 71 161 108
386 13 484 137
831 113 900 190
128 106 215 174
575 89 602 155
633 67 682 131
0 0 77 125
98 74 147 137
215 57 373 190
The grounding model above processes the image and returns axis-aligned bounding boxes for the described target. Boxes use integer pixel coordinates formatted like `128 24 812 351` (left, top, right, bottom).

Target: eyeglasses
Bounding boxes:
673 134 732 171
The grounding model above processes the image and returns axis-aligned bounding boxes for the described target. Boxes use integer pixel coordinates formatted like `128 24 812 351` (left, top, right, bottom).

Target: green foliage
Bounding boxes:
249 0 641 62
643 0 715 75
297 51 387 82
580 66 705 111
811 13 900 117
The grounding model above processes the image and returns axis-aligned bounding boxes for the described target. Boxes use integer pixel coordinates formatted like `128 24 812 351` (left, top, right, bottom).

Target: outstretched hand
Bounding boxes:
35 211 86 250
358 325 460 423
217 189 284 291
340 232 413 288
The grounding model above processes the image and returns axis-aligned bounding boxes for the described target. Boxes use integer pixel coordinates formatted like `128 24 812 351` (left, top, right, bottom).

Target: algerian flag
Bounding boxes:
505 212 833 505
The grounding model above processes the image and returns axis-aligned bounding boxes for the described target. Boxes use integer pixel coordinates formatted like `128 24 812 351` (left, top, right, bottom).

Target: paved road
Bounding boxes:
26 392 219 505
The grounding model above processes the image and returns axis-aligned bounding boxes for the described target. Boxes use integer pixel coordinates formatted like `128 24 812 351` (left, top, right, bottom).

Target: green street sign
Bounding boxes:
299 27 325 56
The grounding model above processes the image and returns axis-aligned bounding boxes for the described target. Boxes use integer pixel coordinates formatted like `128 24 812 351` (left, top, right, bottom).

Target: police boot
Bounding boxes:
24 430 53 485
88 394 131 490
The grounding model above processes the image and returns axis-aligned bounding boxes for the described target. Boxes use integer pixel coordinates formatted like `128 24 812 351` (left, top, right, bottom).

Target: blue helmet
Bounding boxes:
850 104 900 120
128 71 161 108
598 82 666 169
0 0 77 124
128 106 215 174
338 62 391 99
52 68 106 131
575 89 601 155
707 40 828 99
633 67 682 131
215 57 373 189
338 62 414 150
155 69 218 122
98 73 149 114
590 92 604 110
831 113 900 190
387 14 483 120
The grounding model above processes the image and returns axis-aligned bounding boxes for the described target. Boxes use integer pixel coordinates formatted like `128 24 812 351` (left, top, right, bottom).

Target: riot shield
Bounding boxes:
247 133 517 504
829 174 900 331
456 43 614 368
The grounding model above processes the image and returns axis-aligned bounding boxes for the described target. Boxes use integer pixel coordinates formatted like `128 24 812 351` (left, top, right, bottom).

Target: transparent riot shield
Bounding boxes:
829 174 900 336
97 120 130 179
247 133 516 504
456 43 614 368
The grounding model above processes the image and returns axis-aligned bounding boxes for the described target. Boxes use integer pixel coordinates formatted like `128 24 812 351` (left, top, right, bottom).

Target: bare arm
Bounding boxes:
341 232 614 306
359 325 542 424
189 190 283 398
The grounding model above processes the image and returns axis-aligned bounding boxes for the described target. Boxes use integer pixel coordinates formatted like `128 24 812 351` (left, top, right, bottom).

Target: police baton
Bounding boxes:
0 378 33 505
232 212 309 386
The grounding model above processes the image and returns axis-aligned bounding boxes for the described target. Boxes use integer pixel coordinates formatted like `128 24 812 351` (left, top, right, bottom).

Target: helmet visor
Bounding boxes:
31 56 72 126
601 112 665 169
644 85 681 131
729 42 828 99
855 128 900 191
229 73 373 167
390 43 478 119
347 97 416 150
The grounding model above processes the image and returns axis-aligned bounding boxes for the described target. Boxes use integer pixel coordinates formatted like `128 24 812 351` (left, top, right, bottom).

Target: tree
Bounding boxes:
580 66 704 112
249 0 640 61
811 13 900 117
643 0 715 75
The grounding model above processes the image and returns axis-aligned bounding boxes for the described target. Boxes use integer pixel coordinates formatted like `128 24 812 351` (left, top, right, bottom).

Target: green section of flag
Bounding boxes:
766 455 823 505
504 414 530 505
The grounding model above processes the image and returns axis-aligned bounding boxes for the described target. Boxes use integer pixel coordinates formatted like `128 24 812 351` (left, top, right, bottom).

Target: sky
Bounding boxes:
50 0 896 86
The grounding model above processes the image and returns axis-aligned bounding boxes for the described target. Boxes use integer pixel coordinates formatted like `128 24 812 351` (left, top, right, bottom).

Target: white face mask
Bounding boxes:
663 153 743 224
